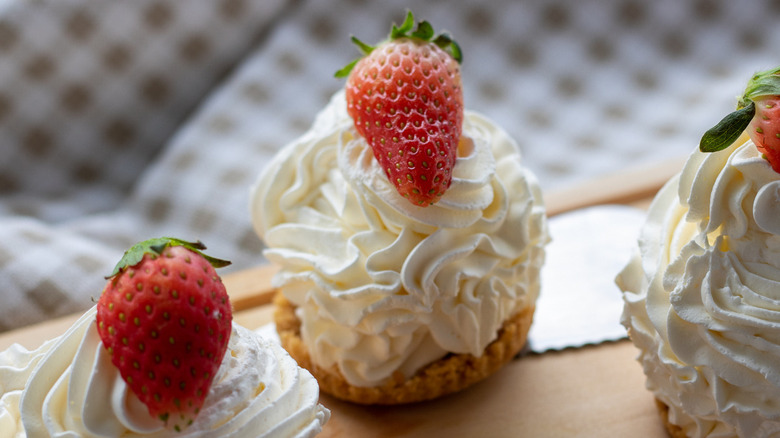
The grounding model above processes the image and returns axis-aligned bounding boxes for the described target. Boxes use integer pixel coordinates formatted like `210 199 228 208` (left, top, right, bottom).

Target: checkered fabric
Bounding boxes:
2 0 779 331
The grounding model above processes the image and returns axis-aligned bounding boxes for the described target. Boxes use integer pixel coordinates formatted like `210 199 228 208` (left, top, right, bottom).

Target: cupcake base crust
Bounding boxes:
655 398 688 438
273 291 535 405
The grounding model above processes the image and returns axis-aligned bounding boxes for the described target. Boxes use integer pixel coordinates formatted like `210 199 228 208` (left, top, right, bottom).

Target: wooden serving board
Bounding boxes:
0 156 687 437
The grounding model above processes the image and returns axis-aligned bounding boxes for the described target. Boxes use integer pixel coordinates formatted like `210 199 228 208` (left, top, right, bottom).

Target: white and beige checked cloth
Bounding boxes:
1 0 779 332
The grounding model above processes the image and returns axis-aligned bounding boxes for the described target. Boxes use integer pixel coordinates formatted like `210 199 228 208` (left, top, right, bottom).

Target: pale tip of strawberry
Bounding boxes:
334 9 461 79
700 66 780 155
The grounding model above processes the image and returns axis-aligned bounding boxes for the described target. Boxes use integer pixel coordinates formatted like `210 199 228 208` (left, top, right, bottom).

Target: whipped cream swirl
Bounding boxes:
252 91 547 387
618 138 780 438
0 306 329 438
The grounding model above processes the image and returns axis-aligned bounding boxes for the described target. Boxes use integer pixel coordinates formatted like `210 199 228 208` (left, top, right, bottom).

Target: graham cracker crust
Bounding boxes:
274 291 534 405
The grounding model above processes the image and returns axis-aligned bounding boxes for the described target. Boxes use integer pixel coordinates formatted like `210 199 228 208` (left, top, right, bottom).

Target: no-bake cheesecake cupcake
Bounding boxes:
251 12 548 405
0 238 329 437
617 67 780 437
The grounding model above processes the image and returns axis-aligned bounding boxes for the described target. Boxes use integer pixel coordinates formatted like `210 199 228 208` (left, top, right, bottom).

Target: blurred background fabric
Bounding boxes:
1 0 778 331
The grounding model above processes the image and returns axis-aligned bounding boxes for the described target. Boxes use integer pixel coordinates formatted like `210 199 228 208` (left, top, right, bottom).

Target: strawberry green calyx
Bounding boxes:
107 237 231 279
699 102 755 153
700 66 780 153
334 10 462 78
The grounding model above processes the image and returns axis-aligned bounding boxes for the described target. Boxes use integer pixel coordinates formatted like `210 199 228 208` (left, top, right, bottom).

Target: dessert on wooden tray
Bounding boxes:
251 11 548 405
0 238 329 437
618 66 780 437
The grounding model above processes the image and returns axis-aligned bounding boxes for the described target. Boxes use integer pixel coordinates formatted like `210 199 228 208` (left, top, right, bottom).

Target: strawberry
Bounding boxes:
748 95 780 171
700 66 780 172
336 11 464 206
95 237 232 432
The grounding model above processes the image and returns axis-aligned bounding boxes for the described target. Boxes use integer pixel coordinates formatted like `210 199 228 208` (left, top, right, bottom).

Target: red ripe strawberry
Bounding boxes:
336 11 464 206
749 96 780 172
95 237 232 432
700 66 780 172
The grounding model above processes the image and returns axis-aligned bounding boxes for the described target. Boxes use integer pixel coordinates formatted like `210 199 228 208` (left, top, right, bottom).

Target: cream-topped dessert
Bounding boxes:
0 307 329 438
1 238 329 437
252 12 547 405
618 66 780 438
253 11 546 405
252 87 546 403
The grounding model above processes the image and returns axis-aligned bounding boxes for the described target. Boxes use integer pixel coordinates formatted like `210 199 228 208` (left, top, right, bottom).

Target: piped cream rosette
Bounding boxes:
618 135 780 438
252 91 547 388
0 306 329 438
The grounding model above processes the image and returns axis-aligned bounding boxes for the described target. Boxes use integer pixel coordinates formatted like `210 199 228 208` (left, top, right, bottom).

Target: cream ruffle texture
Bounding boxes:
618 138 780 438
0 306 329 438
252 91 547 388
